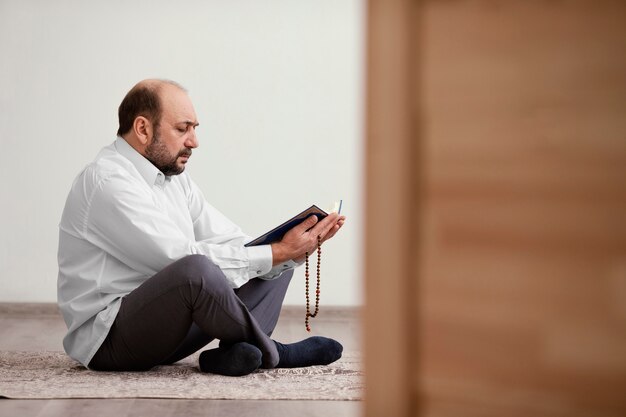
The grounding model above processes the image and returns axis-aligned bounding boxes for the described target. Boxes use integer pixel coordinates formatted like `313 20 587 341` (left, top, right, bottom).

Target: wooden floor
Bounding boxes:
0 304 362 417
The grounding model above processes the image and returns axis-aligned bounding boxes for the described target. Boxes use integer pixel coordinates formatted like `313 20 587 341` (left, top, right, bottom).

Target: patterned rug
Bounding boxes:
0 351 362 400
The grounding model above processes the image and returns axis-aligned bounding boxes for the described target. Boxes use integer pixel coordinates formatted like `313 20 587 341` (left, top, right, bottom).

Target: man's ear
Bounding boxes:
133 116 152 145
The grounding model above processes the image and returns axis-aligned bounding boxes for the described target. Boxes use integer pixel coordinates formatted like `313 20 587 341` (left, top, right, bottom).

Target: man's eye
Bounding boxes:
177 127 186 133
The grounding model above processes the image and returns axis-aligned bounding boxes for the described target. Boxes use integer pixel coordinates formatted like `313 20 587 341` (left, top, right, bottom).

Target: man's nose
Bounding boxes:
186 129 199 148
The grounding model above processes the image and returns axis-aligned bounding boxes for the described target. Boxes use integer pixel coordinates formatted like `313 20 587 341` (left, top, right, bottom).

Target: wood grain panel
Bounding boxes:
364 0 421 416
418 1 626 416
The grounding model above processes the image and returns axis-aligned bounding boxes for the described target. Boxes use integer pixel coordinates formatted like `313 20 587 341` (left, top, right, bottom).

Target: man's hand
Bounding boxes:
271 213 346 266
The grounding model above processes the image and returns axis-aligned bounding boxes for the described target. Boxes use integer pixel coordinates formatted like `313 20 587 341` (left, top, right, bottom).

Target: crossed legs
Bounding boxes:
89 255 341 375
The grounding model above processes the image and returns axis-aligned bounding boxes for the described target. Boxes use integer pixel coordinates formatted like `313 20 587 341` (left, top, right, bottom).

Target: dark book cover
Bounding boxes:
244 205 330 247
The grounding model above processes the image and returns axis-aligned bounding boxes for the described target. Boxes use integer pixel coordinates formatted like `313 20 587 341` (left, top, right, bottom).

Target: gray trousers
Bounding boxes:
89 254 293 371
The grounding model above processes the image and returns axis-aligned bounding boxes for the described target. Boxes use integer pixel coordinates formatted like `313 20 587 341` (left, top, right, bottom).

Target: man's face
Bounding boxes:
145 86 199 176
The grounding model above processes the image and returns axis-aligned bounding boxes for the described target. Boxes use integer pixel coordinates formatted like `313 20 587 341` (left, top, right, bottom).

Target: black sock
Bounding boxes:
199 342 262 376
274 336 343 368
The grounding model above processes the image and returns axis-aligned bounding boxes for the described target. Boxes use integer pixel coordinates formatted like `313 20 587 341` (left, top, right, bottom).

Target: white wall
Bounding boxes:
0 0 364 306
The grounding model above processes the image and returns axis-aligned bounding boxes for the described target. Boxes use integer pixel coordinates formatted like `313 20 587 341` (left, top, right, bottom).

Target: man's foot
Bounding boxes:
273 336 343 368
199 342 262 376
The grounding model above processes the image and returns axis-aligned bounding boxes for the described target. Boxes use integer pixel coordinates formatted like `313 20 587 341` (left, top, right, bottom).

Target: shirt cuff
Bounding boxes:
260 259 300 280
246 244 273 278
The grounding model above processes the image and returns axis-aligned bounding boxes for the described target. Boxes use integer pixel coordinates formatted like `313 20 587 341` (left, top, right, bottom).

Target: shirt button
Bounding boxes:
257 270 262 274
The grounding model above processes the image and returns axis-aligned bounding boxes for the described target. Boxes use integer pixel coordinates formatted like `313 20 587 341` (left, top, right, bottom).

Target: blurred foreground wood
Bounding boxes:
365 1 626 416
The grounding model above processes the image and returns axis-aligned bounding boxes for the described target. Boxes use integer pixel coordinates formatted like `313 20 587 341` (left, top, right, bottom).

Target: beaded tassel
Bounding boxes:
304 235 322 332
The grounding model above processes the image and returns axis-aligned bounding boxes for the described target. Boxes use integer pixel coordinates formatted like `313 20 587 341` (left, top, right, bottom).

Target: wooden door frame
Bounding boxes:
364 0 421 416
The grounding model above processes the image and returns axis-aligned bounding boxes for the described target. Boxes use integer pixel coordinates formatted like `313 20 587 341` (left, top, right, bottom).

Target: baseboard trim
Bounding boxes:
0 302 61 317
0 302 361 319
280 305 362 320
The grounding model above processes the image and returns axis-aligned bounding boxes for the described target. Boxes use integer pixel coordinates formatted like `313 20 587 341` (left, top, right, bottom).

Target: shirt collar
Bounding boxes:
114 137 171 187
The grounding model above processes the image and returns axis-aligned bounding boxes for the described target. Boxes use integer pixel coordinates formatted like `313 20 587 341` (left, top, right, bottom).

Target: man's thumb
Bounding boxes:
300 215 318 230
294 215 318 233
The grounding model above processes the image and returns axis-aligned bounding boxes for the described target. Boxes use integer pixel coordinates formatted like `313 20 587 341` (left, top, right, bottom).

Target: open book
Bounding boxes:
245 200 342 247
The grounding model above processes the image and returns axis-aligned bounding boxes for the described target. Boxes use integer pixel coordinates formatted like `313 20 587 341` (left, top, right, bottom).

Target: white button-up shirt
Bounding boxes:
57 137 293 367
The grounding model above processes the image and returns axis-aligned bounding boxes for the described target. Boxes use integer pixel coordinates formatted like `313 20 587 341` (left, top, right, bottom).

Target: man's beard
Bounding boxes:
145 129 192 176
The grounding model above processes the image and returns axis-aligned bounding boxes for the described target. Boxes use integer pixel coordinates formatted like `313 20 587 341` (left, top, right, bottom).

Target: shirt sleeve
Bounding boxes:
84 173 272 288
184 175 276 278
259 259 302 280
185 176 308 279
184 177 304 280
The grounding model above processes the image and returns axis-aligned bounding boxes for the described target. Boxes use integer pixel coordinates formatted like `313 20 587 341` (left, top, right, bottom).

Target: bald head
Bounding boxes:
117 79 187 137
117 79 199 176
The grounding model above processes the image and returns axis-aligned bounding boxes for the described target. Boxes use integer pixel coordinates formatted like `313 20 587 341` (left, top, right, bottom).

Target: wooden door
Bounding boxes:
364 1 626 416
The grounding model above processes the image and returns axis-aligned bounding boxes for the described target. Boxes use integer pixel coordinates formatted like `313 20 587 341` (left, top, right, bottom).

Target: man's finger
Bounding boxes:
322 216 346 241
322 225 339 243
310 213 339 239
292 215 319 235
321 219 345 243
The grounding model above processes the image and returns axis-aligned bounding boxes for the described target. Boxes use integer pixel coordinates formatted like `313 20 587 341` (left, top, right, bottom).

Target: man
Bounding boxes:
57 79 346 376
